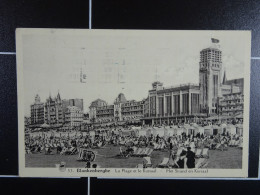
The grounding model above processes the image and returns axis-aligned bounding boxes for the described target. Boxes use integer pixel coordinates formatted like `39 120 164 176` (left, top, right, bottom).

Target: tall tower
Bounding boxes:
199 38 222 115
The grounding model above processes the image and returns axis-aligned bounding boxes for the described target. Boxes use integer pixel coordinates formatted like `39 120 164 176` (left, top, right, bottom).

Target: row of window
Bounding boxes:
220 106 243 111
97 115 114 118
65 114 83 117
222 96 243 100
122 112 143 116
65 116 83 120
201 50 221 54
65 120 83 123
97 106 114 110
121 107 143 112
97 111 114 114
122 102 143 107
200 63 220 68
67 110 82 113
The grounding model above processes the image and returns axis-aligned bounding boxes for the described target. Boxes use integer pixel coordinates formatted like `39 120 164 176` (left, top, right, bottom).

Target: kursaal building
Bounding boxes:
90 38 244 125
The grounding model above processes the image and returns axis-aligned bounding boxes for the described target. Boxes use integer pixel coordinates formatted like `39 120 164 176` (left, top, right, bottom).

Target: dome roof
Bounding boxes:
115 93 127 103
90 99 107 108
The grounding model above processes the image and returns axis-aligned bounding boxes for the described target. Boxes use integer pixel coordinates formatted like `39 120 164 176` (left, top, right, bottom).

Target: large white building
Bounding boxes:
88 38 244 126
142 38 244 125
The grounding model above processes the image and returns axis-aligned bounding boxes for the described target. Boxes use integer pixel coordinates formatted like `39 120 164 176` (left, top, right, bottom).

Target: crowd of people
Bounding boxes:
25 123 243 169
25 132 106 155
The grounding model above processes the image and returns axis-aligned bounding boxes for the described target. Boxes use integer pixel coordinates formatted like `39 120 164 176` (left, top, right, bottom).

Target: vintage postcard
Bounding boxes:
16 29 251 177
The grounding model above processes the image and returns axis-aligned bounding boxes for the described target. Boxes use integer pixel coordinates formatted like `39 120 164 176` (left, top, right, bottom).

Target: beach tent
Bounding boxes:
220 123 228 134
138 129 144 137
171 126 179 135
129 129 138 137
184 124 195 135
194 126 204 135
174 128 178 135
131 126 141 130
59 131 69 137
136 129 147 137
112 129 120 135
177 127 184 136
89 130 95 137
203 126 213 136
212 125 221 135
89 130 96 142
236 124 243 136
163 127 169 137
120 129 134 136
227 124 236 135
146 129 152 137
182 124 192 135
163 126 176 137
65 131 77 138
152 127 164 137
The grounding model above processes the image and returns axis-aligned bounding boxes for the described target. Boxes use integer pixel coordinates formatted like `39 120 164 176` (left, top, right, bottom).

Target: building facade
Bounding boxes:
90 94 145 124
44 93 64 126
121 100 145 122
199 46 222 114
64 106 83 129
62 98 84 121
30 94 45 125
142 82 202 125
218 92 244 117
89 99 108 123
96 104 114 123
222 78 244 94
29 92 85 129
87 38 244 126
141 39 244 125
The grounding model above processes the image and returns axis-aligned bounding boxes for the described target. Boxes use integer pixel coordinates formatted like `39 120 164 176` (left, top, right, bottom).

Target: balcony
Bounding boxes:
121 108 143 112
122 103 142 107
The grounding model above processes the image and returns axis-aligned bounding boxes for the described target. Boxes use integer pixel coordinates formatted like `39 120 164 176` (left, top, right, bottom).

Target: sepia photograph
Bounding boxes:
16 29 250 177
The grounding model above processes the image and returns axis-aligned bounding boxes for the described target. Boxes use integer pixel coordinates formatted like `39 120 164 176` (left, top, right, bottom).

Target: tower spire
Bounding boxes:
57 90 61 100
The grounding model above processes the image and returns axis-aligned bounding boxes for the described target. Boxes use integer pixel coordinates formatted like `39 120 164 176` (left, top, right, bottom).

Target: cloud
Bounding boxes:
222 55 244 80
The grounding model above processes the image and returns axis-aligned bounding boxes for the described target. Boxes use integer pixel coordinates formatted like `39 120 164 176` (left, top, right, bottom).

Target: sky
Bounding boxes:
20 30 250 116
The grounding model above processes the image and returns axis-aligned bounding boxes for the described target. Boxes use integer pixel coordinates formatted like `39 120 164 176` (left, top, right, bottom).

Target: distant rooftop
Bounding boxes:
201 46 221 52
90 98 107 108
150 83 199 92
224 78 244 85
115 93 127 103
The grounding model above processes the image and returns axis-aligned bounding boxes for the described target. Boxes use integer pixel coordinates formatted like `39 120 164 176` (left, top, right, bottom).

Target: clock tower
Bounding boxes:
199 38 222 115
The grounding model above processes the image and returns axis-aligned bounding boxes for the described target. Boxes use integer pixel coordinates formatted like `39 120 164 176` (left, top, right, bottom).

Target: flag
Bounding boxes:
211 38 219 43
